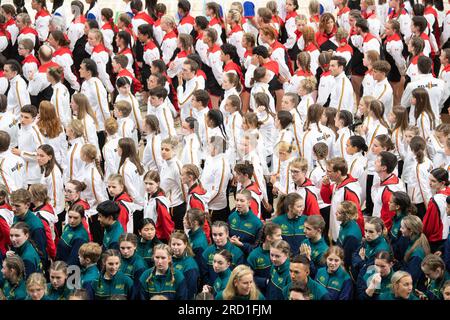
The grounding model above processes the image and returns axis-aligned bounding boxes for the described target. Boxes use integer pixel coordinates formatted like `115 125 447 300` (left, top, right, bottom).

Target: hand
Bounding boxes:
177 74 183 86
5 250 15 257
434 251 442 257
278 75 288 84
368 273 382 290
11 148 21 156
272 186 279 196
263 201 272 213
202 285 212 293
299 243 311 260
230 235 243 247
361 125 368 135
415 289 427 300
359 247 366 260
322 175 330 186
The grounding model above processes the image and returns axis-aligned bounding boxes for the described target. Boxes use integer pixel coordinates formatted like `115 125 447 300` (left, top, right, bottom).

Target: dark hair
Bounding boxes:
148 86 168 100
81 58 98 77
207 109 227 139
151 60 166 73
276 111 293 129
430 168 450 186
68 203 86 218
21 105 38 118
291 254 311 268
391 191 417 215
97 200 120 220
417 56 433 74
253 45 269 59
379 151 397 174
5 59 21 74
349 136 368 153
138 23 154 38
195 16 209 30
330 55 347 68
118 138 145 175
221 43 240 66
234 162 254 178
193 89 210 107
410 136 426 164
38 144 62 177
178 0 191 13
0 130 10 152
355 18 369 32
338 110 353 127
374 251 394 264
412 15 427 33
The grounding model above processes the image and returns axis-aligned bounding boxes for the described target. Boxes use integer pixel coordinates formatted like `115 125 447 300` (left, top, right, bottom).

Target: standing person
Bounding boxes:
118 137 145 209
315 246 353 300
379 271 418 300
329 56 354 113
70 93 99 151
138 244 188 300
79 144 108 243
46 261 72 300
87 29 114 93
399 215 430 289
47 67 71 128
141 115 163 172
228 189 263 255
272 193 306 254
300 215 329 277
320 157 364 243
79 58 111 150
215 265 265 300
201 221 245 286
107 174 136 233
169 231 200 300
159 138 186 230
417 254 450 300
97 200 124 252
36 145 64 218
25 273 48 300
136 218 161 268
63 180 92 241
10 189 47 262
183 209 209 267
65 120 87 183
142 170 174 243
147 87 176 140
92 249 134 300
388 191 414 262
0 130 26 192
1 255 27 300
7 222 43 278
336 201 363 270
56 204 89 266
118 233 146 296
266 240 291 300
352 217 391 279
202 28 224 108
356 251 395 300
373 151 406 231
411 88 436 142
201 136 231 224
423 169 450 253
102 118 121 182
202 249 232 298
4 59 30 119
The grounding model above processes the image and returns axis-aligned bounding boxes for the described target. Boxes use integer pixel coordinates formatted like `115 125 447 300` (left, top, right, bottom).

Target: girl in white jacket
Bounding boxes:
249 67 275 113
412 88 436 143
407 136 434 219
142 115 163 172
47 67 71 127
117 137 146 207
71 93 99 152
37 144 64 215
297 77 317 122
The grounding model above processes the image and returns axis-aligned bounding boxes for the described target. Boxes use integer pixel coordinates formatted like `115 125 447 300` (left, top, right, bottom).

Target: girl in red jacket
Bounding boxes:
0 185 12 258
423 168 450 253
107 173 136 233
143 170 174 243
181 164 211 241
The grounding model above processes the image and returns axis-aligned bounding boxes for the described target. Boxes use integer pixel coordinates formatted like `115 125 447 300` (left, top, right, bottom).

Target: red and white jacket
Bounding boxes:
17 26 39 47
406 53 425 83
186 182 211 240
362 32 380 54
21 54 40 82
161 30 177 65
117 68 143 94
113 192 135 233
101 21 118 52
208 17 223 46
337 6 351 33
34 203 57 260
144 191 174 242
269 41 292 80
407 158 433 206
0 203 12 255
28 61 60 97
142 39 160 69
372 173 406 231
284 11 298 50
68 15 86 50
167 50 190 79
131 11 155 36
178 14 195 35
439 64 450 105
303 43 320 75
117 47 135 75
335 41 353 66
91 44 114 93
52 47 80 91
243 181 263 220
320 175 365 242
419 32 433 57
4 18 19 45
0 28 10 54
153 18 165 46
423 187 450 243
227 24 245 62
384 33 406 74
34 8 51 42
206 44 223 85
316 70 334 106
288 178 321 216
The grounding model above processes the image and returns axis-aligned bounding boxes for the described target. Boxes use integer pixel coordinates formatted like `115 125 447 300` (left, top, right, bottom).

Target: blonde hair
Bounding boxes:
300 76 317 93
161 15 176 27
88 28 104 44
227 9 242 25
67 119 85 139
114 100 132 117
391 270 412 293
290 157 308 172
26 272 47 292
335 27 349 42
277 141 295 154
337 201 359 223
402 215 430 262
81 144 97 162
221 265 261 300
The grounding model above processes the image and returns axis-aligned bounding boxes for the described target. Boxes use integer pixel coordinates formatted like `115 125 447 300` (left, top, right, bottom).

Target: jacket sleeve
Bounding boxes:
351 244 365 280
0 218 10 255
209 52 224 85
155 199 175 241
23 259 37 278
343 235 361 270
184 268 200 300
338 278 353 300
67 237 86 266
31 227 47 258
200 250 211 286
344 188 365 234
422 199 441 242
380 188 395 231
444 238 450 271
176 276 189 300
320 183 333 204
404 255 424 289
400 83 412 109
305 189 321 215
356 271 373 300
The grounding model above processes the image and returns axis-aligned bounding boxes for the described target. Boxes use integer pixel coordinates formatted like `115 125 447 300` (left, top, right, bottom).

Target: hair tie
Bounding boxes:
340 38 348 45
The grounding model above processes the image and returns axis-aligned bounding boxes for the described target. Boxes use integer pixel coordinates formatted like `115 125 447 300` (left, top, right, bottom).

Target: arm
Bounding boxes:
338 278 353 300
320 183 333 204
184 268 199 300
67 238 86 266
176 277 189 300
209 52 224 85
